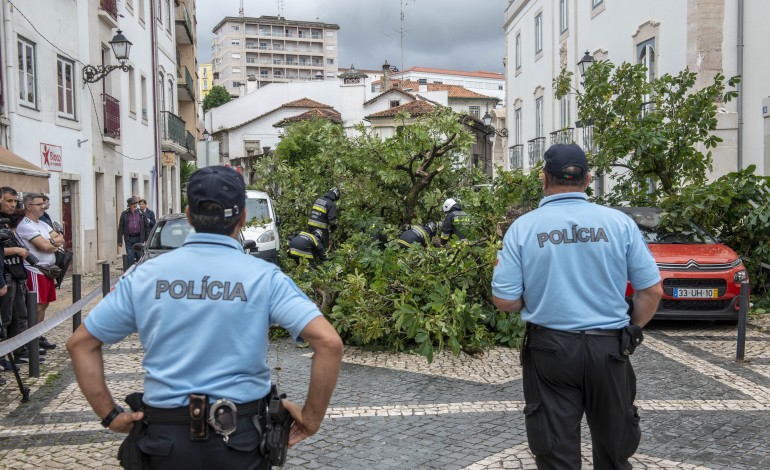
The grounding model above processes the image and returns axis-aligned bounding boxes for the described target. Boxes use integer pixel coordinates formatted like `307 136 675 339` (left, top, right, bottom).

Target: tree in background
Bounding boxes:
554 61 739 205
201 85 232 113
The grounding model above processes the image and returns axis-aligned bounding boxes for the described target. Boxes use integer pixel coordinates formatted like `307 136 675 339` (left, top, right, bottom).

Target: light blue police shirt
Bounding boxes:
85 232 321 407
492 193 660 330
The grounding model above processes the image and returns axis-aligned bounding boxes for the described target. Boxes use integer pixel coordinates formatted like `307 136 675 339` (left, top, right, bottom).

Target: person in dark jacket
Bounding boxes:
117 197 149 266
307 187 339 247
440 198 471 244
396 222 437 249
287 229 326 267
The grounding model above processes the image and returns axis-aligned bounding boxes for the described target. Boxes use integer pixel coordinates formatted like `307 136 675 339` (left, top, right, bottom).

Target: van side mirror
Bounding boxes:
274 215 282 226
243 240 257 251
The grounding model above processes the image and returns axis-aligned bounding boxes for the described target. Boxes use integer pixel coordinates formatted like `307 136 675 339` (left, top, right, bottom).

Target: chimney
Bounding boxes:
246 74 258 95
418 78 428 93
382 60 390 91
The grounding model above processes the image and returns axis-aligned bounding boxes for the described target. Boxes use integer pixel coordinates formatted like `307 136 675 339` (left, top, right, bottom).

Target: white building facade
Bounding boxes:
503 0 770 182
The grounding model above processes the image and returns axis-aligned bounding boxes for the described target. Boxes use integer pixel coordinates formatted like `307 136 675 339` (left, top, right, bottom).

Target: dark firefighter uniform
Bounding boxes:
396 222 436 249
307 188 339 247
440 203 471 244
288 231 326 266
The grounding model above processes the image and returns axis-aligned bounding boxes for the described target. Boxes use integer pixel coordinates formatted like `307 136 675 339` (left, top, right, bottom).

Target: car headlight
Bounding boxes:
257 230 275 243
734 270 748 282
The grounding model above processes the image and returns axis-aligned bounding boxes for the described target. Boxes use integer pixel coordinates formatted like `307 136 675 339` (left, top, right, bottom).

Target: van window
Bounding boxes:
246 198 271 222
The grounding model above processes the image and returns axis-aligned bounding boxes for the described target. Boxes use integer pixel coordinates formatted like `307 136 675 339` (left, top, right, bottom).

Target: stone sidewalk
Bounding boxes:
0 281 768 469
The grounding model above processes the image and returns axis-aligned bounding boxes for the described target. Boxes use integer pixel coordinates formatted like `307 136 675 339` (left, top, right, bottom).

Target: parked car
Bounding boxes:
132 213 255 266
241 190 280 263
616 207 748 321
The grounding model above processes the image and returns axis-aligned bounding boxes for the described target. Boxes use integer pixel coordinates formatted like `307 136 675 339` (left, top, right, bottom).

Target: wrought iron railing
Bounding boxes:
528 137 545 167
509 144 524 170
185 131 196 156
176 2 193 42
102 93 120 139
159 111 186 148
100 0 118 21
550 128 574 146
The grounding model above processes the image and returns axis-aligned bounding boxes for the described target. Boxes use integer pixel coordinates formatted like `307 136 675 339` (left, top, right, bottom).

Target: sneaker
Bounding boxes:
13 353 44 364
38 348 47 356
0 358 12 371
40 337 56 350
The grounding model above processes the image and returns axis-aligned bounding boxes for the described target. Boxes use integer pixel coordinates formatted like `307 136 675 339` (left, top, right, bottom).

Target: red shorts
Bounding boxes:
27 271 57 304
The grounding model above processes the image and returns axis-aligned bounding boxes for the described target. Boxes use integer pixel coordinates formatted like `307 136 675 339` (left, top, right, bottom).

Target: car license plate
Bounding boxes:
673 288 718 299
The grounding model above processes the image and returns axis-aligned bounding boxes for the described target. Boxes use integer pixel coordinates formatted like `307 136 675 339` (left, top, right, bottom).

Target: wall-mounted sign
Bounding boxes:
41 143 63 172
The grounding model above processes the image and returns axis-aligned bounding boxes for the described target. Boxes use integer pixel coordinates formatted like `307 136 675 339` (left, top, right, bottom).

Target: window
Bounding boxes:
202 68 208 77
560 0 568 34
535 97 543 137
141 75 148 120
592 0 603 8
232 68 242 74
233 81 242 88
637 38 656 82
498 85 504 90
534 14 543 53
326 72 335 78
326 31 334 37
231 25 240 31
327 58 334 65
433 80 444 85
560 96 570 129
515 33 521 69
231 40 240 46
157 72 165 116
514 108 522 144
203 82 208 90
165 0 171 32
128 67 136 116
17 37 36 107
389 100 400 108
56 57 75 119
469 106 480 119
167 79 174 113
156 0 162 23
231 53 241 59
326 45 334 51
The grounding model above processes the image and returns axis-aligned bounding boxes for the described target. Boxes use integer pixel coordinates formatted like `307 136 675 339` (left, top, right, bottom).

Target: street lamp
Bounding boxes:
577 50 594 83
82 30 133 83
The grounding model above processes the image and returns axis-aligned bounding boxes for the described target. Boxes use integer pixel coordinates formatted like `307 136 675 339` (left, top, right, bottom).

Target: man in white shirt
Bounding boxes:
17 193 64 340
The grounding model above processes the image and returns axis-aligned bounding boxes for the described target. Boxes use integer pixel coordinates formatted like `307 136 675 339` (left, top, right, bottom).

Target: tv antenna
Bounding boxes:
399 0 415 73
239 0 244 17
277 0 285 17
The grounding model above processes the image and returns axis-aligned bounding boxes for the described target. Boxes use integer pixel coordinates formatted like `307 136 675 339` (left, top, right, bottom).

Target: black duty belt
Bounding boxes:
143 397 266 425
530 324 622 337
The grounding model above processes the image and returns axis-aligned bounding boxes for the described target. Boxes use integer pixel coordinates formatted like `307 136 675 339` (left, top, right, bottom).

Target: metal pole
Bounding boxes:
25 291 39 378
736 281 749 361
72 273 82 332
102 262 111 298
122 253 129 272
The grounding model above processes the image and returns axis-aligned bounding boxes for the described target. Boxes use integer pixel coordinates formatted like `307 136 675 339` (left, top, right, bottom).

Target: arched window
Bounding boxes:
167 79 174 113
637 39 655 82
157 72 165 113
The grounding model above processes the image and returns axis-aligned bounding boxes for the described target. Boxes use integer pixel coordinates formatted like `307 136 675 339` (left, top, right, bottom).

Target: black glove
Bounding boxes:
621 324 644 356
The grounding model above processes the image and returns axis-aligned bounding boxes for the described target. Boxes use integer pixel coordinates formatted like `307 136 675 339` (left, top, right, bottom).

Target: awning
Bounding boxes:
0 145 50 193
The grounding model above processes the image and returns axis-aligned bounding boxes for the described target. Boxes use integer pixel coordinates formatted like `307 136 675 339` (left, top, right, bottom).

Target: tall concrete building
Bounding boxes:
211 15 340 97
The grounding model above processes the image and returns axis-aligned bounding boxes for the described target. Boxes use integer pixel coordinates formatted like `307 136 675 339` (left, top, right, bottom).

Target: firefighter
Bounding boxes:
287 229 326 267
396 222 437 249
307 187 340 247
440 198 471 244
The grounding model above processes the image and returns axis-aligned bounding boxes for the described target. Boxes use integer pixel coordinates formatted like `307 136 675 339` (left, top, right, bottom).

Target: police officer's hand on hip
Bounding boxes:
67 165 344 469
491 144 663 470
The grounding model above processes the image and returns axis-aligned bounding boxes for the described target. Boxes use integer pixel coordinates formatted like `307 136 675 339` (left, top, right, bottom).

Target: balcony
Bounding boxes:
528 137 545 167
550 128 574 146
177 66 194 101
98 0 119 27
175 3 194 44
102 93 120 142
185 130 196 159
509 144 524 170
159 111 187 154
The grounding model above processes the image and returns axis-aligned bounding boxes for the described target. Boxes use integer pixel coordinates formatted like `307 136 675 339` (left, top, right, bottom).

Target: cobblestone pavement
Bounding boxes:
1 275 769 469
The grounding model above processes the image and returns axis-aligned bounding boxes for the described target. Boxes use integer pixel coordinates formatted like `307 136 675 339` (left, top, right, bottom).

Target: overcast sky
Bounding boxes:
196 0 507 73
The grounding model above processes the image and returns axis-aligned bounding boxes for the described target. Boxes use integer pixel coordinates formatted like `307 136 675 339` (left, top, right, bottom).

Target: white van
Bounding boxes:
242 190 280 263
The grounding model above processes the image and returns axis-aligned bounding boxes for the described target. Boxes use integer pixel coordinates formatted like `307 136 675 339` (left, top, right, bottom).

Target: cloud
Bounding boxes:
196 0 505 73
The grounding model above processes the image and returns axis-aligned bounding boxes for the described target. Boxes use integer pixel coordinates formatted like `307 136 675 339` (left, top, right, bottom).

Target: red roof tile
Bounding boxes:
365 100 436 119
274 108 342 127
372 79 498 101
224 98 334 130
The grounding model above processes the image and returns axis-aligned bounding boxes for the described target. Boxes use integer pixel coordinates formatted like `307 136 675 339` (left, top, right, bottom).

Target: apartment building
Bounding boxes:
211 15 340 96
199 63 213 101
503 0 770 185
387 66 506 103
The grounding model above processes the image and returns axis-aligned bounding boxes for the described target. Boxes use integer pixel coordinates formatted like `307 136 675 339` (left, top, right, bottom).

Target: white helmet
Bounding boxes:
442 198 459 213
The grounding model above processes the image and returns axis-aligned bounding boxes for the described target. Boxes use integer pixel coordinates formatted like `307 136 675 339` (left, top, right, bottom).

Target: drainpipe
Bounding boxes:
3 0 15 149
150 0 162 215
737 0 744 170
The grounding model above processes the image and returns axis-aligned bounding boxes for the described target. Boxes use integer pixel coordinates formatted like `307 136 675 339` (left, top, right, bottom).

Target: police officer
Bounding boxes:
491 144 663 470
307 187 339 247
396 222 437 249
67 166 343 469
439 198 470 244
287 229 326 267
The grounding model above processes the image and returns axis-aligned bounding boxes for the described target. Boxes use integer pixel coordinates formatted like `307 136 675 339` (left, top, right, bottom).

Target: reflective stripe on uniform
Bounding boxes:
299 232 318 246
397 239 414 248
308 220 328 229
414 226 429 240
312 204 327 214
289 248 314 259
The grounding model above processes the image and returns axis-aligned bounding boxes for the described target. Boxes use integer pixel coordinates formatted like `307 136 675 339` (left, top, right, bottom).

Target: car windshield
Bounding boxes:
623 209 716 244
147 218 195 249
245 198 271 223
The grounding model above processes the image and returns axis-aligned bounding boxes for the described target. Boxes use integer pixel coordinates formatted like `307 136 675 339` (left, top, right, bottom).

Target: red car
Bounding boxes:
617 207 748 321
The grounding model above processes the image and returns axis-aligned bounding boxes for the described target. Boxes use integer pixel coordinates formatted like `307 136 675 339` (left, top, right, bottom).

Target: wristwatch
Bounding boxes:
101 404 125 428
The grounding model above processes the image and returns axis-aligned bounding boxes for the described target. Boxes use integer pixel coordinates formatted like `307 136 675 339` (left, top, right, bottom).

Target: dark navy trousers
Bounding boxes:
522 327 641 469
